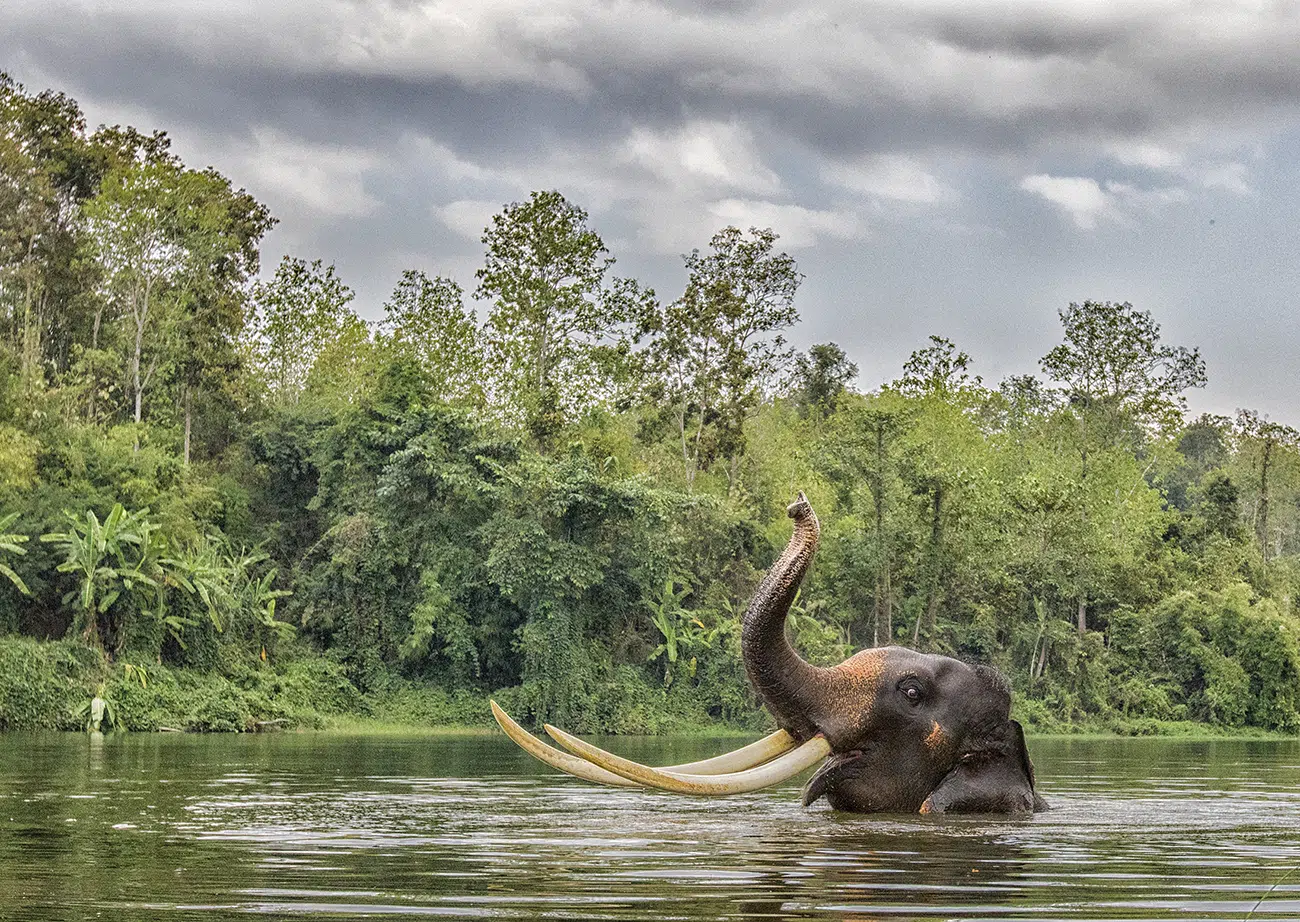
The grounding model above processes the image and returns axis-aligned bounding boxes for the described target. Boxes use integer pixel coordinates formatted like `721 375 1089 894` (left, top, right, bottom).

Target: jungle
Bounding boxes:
2 73 1298 737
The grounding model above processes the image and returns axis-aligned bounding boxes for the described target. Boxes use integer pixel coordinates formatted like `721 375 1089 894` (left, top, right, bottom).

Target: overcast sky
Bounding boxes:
6 1 1300 418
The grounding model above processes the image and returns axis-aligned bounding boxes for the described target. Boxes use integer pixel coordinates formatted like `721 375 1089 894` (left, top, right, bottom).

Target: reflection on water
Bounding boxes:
2 732 1299 920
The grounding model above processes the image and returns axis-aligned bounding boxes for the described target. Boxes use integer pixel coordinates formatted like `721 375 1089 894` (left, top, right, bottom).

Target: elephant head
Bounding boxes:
492 493 1045 814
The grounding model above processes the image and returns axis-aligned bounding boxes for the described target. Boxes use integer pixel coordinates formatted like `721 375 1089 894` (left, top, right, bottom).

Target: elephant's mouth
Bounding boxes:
800 749 866 806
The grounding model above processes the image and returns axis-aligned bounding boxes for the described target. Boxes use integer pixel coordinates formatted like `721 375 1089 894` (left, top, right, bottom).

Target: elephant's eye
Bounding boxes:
897 677 924 704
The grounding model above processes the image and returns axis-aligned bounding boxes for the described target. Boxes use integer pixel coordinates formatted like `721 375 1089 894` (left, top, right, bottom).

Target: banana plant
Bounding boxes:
0 512 31 595
164 534 236 631
239 558 293 637
40 504 161 646
647 577 695 687
166 536 292 640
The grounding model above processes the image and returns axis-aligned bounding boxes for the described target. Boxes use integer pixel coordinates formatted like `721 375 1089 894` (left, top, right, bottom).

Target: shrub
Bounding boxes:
0 637 101 730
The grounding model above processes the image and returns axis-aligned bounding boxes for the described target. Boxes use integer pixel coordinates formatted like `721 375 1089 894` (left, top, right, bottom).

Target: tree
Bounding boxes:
0 107 58 390
893 335 981 401
789 342 857 416
380 269 483 405
82 155 187 427
1234 410 1299 562
476 190 649 442
645 225 801 490
1039 301 1206 634
1040 300 1206 431
166 168 273 462
246 257 358 405
0 75 104 390
821 393 914 646
302 312 376 408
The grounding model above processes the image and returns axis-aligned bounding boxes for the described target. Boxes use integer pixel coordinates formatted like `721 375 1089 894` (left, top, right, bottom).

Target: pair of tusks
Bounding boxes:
491 700 832 795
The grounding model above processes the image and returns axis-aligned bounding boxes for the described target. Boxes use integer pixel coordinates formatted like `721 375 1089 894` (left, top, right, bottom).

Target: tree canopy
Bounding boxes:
3 76 1300 736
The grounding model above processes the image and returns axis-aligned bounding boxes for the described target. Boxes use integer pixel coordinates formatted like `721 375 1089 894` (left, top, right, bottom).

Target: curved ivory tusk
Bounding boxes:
491 700 638 787
545 724 832 795
493 701 798 786
665 728 796 774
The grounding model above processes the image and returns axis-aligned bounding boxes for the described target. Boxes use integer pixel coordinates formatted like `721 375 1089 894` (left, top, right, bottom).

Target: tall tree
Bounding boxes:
246 257 358 405
168 168 273 462
646 225 801 490
1040 300 1206 432
822 393 914 646
380 269 483 405
789 342 857 416
1234 410 1299 563
890 339 990 646
893 335 982 402
476 190 649 443
82 155 187 427
1039 300 1205 634
0 75 103 389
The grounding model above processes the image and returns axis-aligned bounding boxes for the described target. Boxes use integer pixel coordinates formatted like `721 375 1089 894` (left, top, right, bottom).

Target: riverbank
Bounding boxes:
313 715 1296 741
2 636 1294 740
0 636 743 735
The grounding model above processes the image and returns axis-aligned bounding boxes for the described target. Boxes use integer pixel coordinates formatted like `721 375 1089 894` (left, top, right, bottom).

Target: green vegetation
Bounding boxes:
2 75 1299 737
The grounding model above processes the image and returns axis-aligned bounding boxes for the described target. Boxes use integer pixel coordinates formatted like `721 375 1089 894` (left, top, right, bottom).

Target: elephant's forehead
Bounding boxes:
845 646 962 679
840 647 889 684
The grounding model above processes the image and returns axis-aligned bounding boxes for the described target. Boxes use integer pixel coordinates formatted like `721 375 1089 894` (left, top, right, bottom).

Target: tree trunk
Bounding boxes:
691 403 705 485
677 405 692 487
132 310 145 424
1076 594 1087 636
921 486 943 647
872 426 889 645
873 576 882 647
1258 439 1273 561
20 260 41 390
183 386 192 465
882 563 892 643
88 303 104 420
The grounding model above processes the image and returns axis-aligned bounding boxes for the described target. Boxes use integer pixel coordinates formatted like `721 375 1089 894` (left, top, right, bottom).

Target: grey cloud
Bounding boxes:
6 0 1300 419
9 1 1300 164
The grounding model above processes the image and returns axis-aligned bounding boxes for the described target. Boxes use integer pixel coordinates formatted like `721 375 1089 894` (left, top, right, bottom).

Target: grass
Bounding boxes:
1 635 1295 739
311 715 496 735
1028 720 1296 741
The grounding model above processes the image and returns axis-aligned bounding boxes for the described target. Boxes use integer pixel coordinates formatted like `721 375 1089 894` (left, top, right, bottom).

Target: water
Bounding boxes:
1 732 1299 920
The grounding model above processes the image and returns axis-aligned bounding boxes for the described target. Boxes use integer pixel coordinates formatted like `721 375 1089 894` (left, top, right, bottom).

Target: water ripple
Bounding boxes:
2 734 1299 920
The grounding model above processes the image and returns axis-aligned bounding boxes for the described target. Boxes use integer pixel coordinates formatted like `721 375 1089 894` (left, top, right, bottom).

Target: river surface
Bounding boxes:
1 732 1299 920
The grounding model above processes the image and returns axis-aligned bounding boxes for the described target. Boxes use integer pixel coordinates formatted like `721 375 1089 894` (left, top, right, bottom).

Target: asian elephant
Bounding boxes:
492 492 1046 814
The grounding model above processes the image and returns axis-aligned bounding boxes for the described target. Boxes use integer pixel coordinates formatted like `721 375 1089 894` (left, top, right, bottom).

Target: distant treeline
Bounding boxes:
1 74 1297 734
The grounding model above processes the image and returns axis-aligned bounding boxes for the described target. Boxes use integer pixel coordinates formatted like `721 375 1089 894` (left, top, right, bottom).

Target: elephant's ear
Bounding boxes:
919 720 1042 814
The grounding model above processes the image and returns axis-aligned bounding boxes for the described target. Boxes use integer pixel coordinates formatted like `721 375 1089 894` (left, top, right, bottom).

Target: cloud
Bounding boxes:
1020 175 1115 229
1105 138 1255 196
823 154 949 203
705 199 862 248
1020 174 1190 229
9 0 1300 162
435 200 499 241
1197 162 1252 195
618 120 781 195
7 0 1300 427
223 129 384 218
1108 141 1186 172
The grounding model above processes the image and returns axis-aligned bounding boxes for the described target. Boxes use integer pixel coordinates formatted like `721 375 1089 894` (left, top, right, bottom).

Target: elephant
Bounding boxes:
492 492 1046 814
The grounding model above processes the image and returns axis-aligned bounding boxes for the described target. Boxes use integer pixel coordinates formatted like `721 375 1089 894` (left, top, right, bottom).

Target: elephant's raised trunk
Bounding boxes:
742 493 834 742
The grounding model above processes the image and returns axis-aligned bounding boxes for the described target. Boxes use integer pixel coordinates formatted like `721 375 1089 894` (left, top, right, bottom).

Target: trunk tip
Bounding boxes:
787 491 814 521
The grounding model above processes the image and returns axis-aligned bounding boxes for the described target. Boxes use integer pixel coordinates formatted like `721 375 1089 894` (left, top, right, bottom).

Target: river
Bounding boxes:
1 732 1298 920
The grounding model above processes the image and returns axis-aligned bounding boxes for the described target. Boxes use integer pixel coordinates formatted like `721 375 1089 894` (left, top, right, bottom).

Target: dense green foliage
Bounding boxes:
3 75 1300 735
